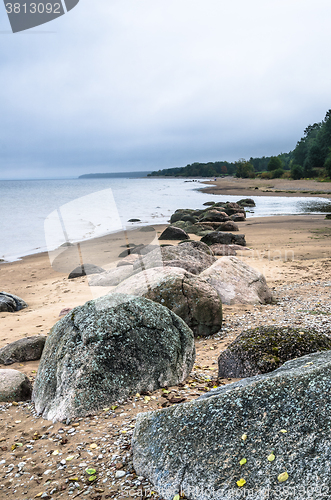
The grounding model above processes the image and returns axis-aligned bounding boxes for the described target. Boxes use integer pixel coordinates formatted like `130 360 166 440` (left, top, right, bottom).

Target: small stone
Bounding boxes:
115 470 126 478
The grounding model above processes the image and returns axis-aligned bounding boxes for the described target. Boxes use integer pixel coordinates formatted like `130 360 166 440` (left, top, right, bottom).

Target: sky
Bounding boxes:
0 0 331 179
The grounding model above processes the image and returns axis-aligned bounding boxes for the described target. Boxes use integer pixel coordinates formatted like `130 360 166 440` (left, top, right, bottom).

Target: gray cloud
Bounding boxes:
0 0 331 178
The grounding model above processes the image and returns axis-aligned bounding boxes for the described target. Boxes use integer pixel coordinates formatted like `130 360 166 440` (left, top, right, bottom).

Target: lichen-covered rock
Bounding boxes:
201 231 246 246
132 350 331 500
218 326 331 378
0 292 28 313
0 336 46 365
32 294 195 421
113 267 222 337
200 257 273 305
133 245 216 275
0 369 32 402
158 226 189 240
68 264 105 279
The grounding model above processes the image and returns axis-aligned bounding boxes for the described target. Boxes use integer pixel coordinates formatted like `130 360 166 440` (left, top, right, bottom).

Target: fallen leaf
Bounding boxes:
279 429 287 434
12 402 18 406
241 434 247 441
278 471 289 483
239 458 247 465
52 450 59 456
90 443 98 449
35 493 43 498
144 396 151 402
237 478 246 487
268 453 275 462
103 408 110 412
88 475 97 482
86 468 96 475
111 406 117 410
135 393 140 398
69 477 79 481
173 495 180 500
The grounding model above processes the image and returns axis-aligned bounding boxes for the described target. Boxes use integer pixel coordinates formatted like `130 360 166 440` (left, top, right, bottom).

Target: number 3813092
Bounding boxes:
5 3 61 14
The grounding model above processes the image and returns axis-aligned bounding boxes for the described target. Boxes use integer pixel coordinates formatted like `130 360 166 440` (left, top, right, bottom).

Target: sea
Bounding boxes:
0 177 330 262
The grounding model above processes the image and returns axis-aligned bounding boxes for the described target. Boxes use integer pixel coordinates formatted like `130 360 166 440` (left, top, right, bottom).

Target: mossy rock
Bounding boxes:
218 326 331 378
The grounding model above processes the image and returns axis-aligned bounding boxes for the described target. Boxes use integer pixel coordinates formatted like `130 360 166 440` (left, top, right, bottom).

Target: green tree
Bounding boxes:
290 164 303 180
235 160 255 178
267 156 282 171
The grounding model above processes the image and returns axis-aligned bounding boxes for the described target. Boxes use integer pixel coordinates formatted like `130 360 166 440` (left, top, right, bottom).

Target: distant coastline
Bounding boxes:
79 171 152 179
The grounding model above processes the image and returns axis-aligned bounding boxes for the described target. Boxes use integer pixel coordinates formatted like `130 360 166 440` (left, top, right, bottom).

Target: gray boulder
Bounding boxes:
88 265 135 286
216 221 239 232
178 240 214 256
133 245 216 275
32 294 195 421
201 231 246 246
0 336 47 365
210 244 237 256
159 226 189 240
0 292 27 313
132 350 331 500
200 257 273 305
0 369 32 402
68 264 105 279
199 209 230 223
231 213 246 222
113 267 222 337
218 326 331 378
237 198 256 207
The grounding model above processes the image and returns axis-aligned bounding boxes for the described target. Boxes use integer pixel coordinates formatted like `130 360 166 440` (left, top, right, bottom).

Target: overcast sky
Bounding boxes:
0 0 331 179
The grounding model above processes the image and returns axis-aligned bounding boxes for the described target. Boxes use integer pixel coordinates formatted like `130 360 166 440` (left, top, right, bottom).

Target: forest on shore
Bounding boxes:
148 109 331 180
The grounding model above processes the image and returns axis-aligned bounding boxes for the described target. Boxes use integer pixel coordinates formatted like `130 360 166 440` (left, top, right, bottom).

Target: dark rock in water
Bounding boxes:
218 326 331 378
170 209 196 224
237 198 256 207
216 221 239 232
0 336 47 365
201 231 246 246
133 245 216 275
201 256 273 305
203 201 215 206
210 244 237 256
231 213 246 222
0 369 32 402
178 240 214 256
132 350 331 500
114 267 222 337
32 294 195 421
128 218 141 222
0 292 28 313
68 264 105 279
159 226 189 240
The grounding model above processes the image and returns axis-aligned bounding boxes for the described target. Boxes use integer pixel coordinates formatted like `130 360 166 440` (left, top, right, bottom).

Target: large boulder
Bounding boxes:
0 336 47 365
218 326 331 378
133 245 216 275
68 264 105 279
113 267 222 337
0 369 32 402
32 294 195 421
132 350 331 500
88 265 135 286
199 210 230 223
0 292 28 313
200 257 273 305
237 198 256 207
159 226 189 240
178 240 214 256
216 221 239 232
201 231 246 246
210 244 237 256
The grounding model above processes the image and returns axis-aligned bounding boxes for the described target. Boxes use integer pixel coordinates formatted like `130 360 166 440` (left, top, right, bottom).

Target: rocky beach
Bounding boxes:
0 179 331 500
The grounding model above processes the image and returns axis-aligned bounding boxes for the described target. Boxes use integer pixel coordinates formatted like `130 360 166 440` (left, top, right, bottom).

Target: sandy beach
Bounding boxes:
0 190 331 499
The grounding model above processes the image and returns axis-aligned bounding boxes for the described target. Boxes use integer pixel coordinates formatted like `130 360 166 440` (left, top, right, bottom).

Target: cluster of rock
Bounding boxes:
0 292 27 312
166 199 255 237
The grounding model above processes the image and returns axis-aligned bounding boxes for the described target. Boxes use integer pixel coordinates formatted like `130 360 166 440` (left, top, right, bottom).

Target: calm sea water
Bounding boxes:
0 177 330 261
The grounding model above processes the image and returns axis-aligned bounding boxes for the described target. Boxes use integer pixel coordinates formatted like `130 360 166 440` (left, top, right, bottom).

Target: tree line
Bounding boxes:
148 109 331 180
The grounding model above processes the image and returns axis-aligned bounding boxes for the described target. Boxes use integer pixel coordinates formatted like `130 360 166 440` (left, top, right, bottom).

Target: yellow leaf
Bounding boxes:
103 407 110 412
268 453 275 462
121 430 127 434
213 385 218 389
12 401 18 406
144 396 151 402
162 389 170 394
52 450 59 456
66 456 75 461
111 405 118 410
278 471 289 483
280 429 287 434
90 443 98 449
151 396 156 400
135 393 140 398
237 478 246 487
35 493 43 498
239 458 247 465
241 434 247 441
173 495 180 500
69 477 78 481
